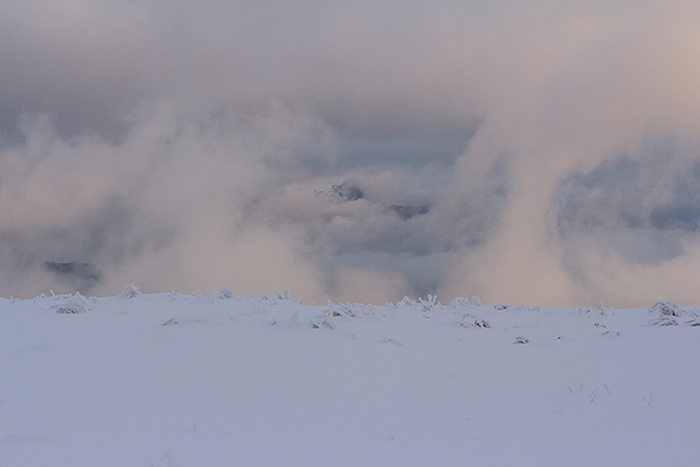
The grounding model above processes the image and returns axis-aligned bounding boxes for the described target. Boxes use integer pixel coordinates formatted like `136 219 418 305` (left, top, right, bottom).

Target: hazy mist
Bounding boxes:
1 0 699 306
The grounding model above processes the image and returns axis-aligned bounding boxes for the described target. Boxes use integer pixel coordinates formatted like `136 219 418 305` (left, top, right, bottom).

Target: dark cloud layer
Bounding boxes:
1 0 699 306
554 137 700 270
556 140 700 239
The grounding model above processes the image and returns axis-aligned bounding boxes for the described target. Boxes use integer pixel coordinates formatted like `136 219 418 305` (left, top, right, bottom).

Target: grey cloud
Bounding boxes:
252 155 510 300
1 0 700 306
45 262 101 291
389 204 430 220
0 194 175 295
650 160 700 231
0 0 488 142
554 137 700 265
323 182 365 202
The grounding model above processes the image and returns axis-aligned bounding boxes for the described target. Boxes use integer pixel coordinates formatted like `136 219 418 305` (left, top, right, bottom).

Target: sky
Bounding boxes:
1 0 699 307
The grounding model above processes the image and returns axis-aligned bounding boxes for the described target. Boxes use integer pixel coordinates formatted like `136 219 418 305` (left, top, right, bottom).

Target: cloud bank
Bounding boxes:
1 0 699 306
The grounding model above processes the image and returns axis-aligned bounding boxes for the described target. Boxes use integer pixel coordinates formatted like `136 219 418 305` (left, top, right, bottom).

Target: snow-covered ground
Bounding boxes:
1 286 699 467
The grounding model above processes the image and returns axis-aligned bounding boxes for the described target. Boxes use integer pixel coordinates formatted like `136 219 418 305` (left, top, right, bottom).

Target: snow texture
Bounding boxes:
1 287 698 466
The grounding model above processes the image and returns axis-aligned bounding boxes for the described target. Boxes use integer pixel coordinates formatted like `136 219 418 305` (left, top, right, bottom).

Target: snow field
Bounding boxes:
1 289 699 466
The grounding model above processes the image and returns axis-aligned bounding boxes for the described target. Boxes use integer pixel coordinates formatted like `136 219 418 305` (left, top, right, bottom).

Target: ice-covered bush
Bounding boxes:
213 284 236 300
578 302 609 317
460 314 491 329
649 301 681 317
119 283 141 299
276 289 293 301
648 301 681 326
418 295 440 312
53 293 91 314
647 301 699 326
450 296 482 308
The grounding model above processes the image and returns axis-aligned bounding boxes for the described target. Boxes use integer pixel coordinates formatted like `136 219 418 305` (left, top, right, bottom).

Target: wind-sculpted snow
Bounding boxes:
1 287 699 466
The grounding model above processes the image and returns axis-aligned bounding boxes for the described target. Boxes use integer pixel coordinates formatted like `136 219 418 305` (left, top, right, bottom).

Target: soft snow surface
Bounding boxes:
1 286 699 467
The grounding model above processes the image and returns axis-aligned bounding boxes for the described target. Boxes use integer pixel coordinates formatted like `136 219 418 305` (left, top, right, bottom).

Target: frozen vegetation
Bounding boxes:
1 285 698 466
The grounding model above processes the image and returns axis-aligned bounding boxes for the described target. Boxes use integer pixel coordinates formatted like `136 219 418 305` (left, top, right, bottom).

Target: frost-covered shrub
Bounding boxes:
460 314 491 329
578 302 608 317
119 283 141 299
418 295 440 312
55 302 89 314
649 301 681 317
649 316 679 326
646 301 700 326
513 336 529 344
276 289 293 301
450 296 482 309
53 293 91 314
309 316 336 329
516 303 541 313
327 302 357 318
686 309 700 326
494 303 510 311
648 301 682 326
308 301 372 329
213 284 235 300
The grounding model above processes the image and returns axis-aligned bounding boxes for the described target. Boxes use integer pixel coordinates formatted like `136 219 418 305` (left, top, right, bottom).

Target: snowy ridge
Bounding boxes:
2 286 699 467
